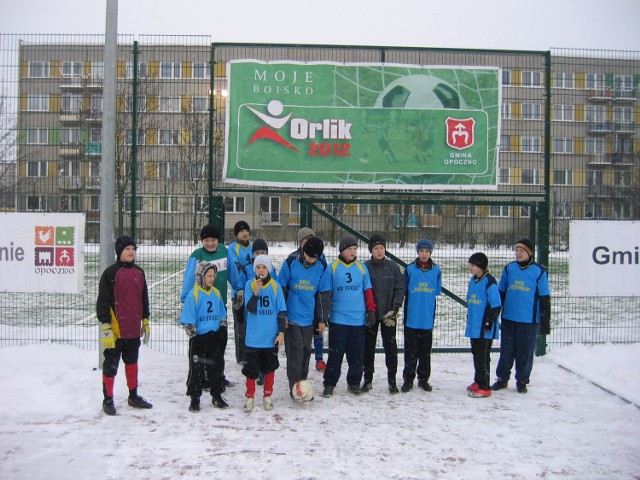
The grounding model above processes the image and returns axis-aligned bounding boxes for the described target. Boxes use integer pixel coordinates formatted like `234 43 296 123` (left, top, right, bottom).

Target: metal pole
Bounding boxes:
130 41 139 237
99 0 118 367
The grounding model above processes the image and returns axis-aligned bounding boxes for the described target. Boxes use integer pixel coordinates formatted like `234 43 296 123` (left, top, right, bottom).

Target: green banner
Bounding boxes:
224 61 500 190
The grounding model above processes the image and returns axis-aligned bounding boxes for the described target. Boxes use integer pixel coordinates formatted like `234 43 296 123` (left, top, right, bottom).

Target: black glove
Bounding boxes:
539 296 551 335
366 311 377 328
482 318 494 333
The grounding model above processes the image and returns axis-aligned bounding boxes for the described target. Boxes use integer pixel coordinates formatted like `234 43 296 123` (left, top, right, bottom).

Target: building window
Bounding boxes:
191 129 207 146
455 205 476 217
159 97 181 113
125 95 147 112
586 170 603 186
159 197 179 213
89 161 100 178
26 128 48 144
521 136 541 153
585 202 604 219
91 62 104 80
158 162 180 179
586 105 605 122
522 103 542 120
586 73 605 89
260 196 281 224
125 62 148 79
421 205 442 215
59 128 80 145
90 195 100 211
190 164 205 180
553 137 573 154
553 104 574 121
28 95 49 111
489 205 510 217
192 96 208 112
28 61 49 78
358 204 379 215
500 135 511 151
125 196 144 213
614 75 633 92
125 128 146 146
159 129 179 146
501 102 511 119
193 62 210 79
613 202 631 219
553 72 574 89
520 206 531 217
58 160 79 177
194 197 207 213
498 168 510 184
553 202 572 219
60 195 80 212
553 169 573 186
224 196 246 213
502 69 512 86
27 195 46 211
27 160 47 177
613 106 633 124
521 168 540 185
61 61 82 78
585 138 605 155
160 62 181 79
521 70 541 87
614 171 630 187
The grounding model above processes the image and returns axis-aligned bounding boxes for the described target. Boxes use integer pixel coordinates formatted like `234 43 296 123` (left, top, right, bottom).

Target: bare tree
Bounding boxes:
0 93 18 209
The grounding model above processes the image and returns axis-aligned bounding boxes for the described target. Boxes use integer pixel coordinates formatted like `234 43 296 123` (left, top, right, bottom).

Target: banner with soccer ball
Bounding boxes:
224 61 501 190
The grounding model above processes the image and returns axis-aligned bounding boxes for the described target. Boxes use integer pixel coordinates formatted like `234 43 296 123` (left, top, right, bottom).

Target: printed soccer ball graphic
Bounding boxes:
374 75 465 109
291 380 314 402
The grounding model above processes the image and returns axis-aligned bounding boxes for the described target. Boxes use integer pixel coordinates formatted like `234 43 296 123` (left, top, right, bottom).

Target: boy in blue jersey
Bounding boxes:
465 253 502 398
402 239 441 393
228 221 253 364
180 261 229 411
242 255 287 413
492 238 551 394
288 227 328 372
322 235 377 397
179 224 232 391
278 236 331 398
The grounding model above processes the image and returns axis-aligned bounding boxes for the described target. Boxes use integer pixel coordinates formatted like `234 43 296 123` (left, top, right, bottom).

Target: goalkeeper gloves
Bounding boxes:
382 307 400 328
232 290 244 311
365 311 377 328
184 323 197 338
141 318 150 345
100 323 116 349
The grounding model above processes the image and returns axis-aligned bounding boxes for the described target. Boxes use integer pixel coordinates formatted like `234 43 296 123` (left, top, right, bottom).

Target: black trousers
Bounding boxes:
470 337 493 390
363 320 398 384
402 326 433 383
102 337 140 377
186 330 226 398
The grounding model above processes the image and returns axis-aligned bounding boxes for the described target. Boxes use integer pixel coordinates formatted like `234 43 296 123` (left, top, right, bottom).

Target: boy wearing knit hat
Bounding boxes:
322 235 377 397
287 227 329 372
401 239 441 393
228 221 253 364
363 234 405 394
465 253 502 398
492 238 551 394
242 254 287 412
97 236 152 415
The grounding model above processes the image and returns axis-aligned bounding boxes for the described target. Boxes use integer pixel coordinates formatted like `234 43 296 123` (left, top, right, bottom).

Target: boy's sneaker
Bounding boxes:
469 388 492 398
315 360 327 372
418 380 433 392
263 397 273 411
212 395 229 409
257 372 265 386
491 378 508 391
388 381 399 394
102 397 116 416
516 381 528 394
189 396 200 412
400 382 413 393
347 384 362 395
322 384 334 397
361 381 373 393
128 395 153 409
243 397 254 413
467 382 479 393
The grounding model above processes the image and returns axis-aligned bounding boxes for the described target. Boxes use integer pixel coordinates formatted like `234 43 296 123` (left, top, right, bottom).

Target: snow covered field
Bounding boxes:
0 342 638 479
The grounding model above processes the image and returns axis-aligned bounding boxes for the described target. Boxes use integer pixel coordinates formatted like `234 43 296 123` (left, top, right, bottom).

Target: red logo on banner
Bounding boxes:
446 117 475 150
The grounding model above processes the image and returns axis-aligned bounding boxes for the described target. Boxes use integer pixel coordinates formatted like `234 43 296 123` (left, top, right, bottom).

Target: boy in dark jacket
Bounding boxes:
96 236 152 416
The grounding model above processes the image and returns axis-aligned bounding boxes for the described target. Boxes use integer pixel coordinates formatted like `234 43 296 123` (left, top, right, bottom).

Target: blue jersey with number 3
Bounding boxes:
328 259 372 326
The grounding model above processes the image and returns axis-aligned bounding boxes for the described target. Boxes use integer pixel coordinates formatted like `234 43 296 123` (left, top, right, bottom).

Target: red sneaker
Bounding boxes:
315 360 327 372
469 388 492 398
466 382 479 393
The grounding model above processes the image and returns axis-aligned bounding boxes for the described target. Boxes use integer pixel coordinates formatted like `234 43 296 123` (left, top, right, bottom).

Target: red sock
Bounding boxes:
102 375 115 398
245 377 256 398
263 371 275 397
125 363 138 391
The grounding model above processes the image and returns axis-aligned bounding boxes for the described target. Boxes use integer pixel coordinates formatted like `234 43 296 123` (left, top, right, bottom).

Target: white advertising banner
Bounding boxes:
569 220 639 297
0 212 85 293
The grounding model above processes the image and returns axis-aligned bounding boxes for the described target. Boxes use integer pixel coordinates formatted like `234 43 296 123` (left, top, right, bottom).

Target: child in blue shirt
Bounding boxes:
179 261 228 412
242 255 286 413
402 239 441 393
465 252 502 398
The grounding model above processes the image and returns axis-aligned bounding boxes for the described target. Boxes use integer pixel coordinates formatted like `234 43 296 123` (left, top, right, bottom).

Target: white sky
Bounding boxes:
0 0 638 51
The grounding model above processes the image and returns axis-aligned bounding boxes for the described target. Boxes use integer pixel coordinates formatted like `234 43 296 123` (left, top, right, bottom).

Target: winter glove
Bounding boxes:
539 295 551 335
382 307 399 328
482 318 494 333
140 318 150 345
184 323 197 338
366 311 377 328
100 323 116 349
232 289 244 311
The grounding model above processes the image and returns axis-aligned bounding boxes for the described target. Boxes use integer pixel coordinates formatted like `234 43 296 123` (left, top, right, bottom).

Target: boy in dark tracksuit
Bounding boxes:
363 234 405 394
96 236 152 416
465 253 502 398
180 261 229 411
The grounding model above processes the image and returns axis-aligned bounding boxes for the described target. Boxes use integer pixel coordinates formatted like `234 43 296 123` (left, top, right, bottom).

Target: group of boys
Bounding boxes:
97 224 550 415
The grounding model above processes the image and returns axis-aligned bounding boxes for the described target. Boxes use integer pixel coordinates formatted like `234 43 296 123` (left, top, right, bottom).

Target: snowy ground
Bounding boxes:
0 342 639 479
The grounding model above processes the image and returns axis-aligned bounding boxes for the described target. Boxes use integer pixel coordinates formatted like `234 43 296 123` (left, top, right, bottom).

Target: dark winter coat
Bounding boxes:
364 257 405 320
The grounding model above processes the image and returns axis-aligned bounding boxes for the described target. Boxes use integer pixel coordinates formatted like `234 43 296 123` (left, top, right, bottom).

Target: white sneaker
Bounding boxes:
243 397 254 413
263 396 273 411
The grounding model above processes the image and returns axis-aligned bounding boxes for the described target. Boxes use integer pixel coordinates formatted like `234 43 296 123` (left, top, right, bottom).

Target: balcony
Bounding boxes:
85 110 102 123
86 177 101 190
612 121 636 135
58 176 82 191
610 152 636 165
85 143 102 156
613 88 637 103
59 146 82 157
586 121 613 134
59 112 81 124
587 88 613 102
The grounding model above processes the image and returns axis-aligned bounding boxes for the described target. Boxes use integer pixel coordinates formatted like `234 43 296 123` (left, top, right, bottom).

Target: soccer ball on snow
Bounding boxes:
291 380 314 402
374 75 465 110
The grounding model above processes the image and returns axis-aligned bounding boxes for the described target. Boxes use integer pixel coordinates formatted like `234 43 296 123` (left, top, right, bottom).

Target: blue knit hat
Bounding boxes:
416 239 433 253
